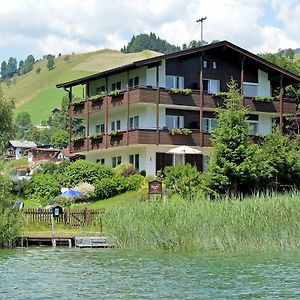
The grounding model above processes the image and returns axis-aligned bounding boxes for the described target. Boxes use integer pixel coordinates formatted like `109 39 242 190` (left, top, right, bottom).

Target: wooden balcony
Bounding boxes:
70 130 212 153
70 87 297 116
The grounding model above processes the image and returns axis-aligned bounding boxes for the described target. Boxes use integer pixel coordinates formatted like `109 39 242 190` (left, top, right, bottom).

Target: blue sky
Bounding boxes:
0 0 300 64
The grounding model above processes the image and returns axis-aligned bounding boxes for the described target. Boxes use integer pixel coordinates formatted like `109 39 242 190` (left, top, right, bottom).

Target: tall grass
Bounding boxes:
103 192 300 251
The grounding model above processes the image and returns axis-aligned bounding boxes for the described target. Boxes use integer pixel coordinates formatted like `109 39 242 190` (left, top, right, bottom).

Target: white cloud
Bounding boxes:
0 0 300 62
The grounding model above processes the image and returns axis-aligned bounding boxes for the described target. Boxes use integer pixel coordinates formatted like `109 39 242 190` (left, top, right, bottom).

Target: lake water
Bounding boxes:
0 248 299 299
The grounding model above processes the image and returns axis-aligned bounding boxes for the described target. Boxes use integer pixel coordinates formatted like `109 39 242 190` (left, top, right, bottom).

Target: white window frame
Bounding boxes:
129 116 139 130
112 156 122 167
203 118 218 133
203 79 220 93
129 154 140 169
243 82 258 97
165 75 184 89
166 115 184 129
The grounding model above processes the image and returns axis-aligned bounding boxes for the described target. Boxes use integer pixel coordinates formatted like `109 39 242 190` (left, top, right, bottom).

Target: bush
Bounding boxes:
0 174 21 247
25 173 60 203
95 175 126 200
62 160 114 187
114 163 138 177
164 164 202 200
124 174 143 191
72 182 95 200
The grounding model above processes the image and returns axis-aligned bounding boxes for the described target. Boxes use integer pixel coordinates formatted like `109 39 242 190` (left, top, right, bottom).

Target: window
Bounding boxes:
96 85 105 94
111 120 121 131
129 116 139 129
173 154 183 166
203 79 220 93
247 121 259 135
212 61 218 69
129 76 139 87
129 154 140 169
95 124 105 133
112 156 122 167
203 118 218 133
96 158 105 164
165 76 184 89
112 81 121 91
166 115 184 129
203 60 208 69
243 82 258 97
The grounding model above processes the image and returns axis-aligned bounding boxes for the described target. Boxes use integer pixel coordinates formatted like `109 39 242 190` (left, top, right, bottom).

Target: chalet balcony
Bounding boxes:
70 87 296 116
69 129 211 153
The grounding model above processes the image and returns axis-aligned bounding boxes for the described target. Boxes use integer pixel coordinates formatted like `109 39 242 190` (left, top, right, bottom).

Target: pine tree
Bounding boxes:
207 80 249 195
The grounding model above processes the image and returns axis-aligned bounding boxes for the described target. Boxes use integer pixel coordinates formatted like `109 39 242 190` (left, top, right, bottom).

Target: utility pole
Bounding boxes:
196 17 207 43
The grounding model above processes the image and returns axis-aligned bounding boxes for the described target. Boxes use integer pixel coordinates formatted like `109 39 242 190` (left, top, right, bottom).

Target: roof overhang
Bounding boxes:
56 40 300 89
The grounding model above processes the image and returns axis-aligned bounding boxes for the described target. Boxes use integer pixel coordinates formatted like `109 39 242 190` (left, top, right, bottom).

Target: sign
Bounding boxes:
52 205 63 218
148 180 162 195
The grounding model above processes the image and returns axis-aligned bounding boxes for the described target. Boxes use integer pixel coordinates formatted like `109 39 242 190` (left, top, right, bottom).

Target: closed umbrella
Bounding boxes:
167 145 201 164
60 189 83 198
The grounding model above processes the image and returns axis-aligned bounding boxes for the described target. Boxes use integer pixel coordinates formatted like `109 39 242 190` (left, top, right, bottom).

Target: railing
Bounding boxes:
23 208 104 227
70 87 297 116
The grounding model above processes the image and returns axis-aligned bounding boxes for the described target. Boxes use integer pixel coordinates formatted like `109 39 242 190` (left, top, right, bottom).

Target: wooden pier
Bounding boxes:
16 236 114 248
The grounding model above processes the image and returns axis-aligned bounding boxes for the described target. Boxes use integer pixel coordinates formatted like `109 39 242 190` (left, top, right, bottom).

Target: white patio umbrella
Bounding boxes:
167 145 201 164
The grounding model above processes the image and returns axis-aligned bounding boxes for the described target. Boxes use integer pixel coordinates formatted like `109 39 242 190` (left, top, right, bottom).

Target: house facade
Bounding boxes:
56 41 300 175
5 140 37 160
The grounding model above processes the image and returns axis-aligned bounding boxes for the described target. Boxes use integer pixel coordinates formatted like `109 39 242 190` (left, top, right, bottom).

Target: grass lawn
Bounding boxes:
24 190 140 210
22 190 140 237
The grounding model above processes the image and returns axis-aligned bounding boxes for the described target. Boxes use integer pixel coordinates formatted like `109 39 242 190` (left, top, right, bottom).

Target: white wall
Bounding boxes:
88 67 147 96
146 60 166 88
257 69 271 97
258 114 272 134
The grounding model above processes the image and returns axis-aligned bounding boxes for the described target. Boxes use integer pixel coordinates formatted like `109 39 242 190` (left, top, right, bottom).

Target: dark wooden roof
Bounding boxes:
56 40 300 89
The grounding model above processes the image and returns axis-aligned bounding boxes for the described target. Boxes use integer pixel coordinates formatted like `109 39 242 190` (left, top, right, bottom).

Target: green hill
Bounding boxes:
1 49 161 124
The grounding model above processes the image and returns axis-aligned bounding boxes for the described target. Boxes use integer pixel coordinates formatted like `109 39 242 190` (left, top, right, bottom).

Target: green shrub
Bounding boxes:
95 175 126 200
25 173 60 202
114 163 138 177
124 174 143 191
164 164 202 200
62 160 114 187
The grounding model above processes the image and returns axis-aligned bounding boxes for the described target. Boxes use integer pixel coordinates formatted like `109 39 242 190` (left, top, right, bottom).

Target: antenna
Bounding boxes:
196 17 207 42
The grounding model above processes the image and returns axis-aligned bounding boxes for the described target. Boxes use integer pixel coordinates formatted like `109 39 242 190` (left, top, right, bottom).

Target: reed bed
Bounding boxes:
103 192 300 251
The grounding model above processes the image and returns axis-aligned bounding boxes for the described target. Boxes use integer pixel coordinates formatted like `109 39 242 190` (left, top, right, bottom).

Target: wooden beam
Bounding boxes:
279 74 284 135
240 57 245 106
105 77 109 149
86 82 90 151
199 53 204 147
126 70 130 146
68 87 72 153
156 65 160 145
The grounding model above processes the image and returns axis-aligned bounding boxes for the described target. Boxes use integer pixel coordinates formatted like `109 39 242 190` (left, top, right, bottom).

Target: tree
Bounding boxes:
1 61 7 79
6 57 17 78
207 80 250 195
0 86 14 153
15 112 33 140
19 55 35 75
122 33 180 54
47 55 55 70
51 129 68 149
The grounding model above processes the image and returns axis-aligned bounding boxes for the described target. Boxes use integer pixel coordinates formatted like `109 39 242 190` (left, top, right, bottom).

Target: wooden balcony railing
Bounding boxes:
70 87 297 116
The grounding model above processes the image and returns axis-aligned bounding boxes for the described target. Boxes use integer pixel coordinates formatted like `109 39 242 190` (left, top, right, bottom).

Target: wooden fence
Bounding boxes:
23 208 104 228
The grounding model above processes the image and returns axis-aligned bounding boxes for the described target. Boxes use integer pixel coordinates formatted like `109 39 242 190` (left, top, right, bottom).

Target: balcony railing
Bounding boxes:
69 129 212 153
70 87 297 116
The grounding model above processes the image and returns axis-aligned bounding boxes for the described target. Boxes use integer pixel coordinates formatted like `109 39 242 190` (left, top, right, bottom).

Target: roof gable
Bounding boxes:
56 40 300 89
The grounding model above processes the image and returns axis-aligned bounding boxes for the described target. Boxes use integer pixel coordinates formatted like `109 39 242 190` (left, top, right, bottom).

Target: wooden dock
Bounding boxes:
16 236 114 248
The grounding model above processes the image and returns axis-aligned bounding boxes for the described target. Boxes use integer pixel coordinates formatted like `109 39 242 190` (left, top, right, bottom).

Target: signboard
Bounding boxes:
52 205 63 218
148 180 162 195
